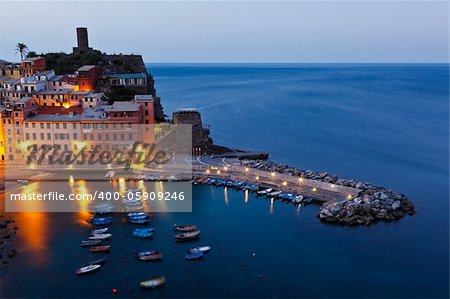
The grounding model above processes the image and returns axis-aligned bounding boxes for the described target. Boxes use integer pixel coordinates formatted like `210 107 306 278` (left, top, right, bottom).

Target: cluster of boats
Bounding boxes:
201 178 313 205
77 227 112 274
77 208 213 290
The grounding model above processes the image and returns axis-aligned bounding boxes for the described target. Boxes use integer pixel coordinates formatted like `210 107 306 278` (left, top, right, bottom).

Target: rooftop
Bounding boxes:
36 89 72 95
48 75 66 82
134 94 154 102
78 65 97 72
23 57 44 62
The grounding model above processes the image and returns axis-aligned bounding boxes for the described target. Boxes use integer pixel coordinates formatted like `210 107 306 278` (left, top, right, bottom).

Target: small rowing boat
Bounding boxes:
257 188 272 195
91 228 108 235
185 252 204 260
88 233 112 240
127 212 149 218
175 230 200 241
90 217 112 226
80 240 102 247
140 276 165 289
130 218 150 224
133 228 154 238
188 246 211 253
76 264 101 275
268 190 282 197
292 195 304 204
89 245 111 252
173 224 197 232
139 252 163 261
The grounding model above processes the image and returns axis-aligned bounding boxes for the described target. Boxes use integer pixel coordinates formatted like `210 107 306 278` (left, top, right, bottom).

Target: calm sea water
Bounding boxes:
1 64 449 298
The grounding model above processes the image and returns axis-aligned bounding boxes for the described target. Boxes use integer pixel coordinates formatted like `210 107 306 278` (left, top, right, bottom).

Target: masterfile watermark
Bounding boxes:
26 141 170 171
4 124 193 212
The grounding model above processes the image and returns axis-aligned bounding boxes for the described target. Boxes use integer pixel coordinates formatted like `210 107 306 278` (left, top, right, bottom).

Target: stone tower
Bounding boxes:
73 27 93 54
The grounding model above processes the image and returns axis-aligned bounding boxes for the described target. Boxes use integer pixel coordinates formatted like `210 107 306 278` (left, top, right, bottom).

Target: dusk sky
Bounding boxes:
0 1 448 63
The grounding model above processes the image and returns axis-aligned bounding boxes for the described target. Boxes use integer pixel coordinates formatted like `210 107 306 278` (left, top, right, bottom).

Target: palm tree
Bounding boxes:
15 43 29 61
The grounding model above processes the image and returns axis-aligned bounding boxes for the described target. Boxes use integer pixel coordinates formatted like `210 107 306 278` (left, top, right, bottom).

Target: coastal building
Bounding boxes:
0 94 155 161
82 92 104 109
75 65 99 91
0 63 22 79
21 57 46 77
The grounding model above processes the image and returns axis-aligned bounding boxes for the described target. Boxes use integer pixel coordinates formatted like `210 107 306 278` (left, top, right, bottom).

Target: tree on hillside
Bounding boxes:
15 43 29 61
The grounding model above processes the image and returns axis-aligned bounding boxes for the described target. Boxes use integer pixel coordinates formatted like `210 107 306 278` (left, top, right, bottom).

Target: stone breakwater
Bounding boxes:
240 160 415 225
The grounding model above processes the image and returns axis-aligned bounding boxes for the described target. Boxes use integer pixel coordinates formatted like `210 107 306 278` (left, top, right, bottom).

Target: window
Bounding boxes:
90 133 94 140
63 123 67 129
98 134 102 140
72 123 77 129
25 133 30 140
73 133 77 139
32 123 35 128
47 133 51 140
105 134 109 141
40 123 44 129
55 123 59 129
128 133 132 140
47 123 51 129
40 133 44 140
32 133 36 140
120 133 124 140
113 133 117 140
24 123 28 128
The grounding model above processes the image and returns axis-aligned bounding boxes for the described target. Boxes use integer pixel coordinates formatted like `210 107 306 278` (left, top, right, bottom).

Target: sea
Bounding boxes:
1 63 448 298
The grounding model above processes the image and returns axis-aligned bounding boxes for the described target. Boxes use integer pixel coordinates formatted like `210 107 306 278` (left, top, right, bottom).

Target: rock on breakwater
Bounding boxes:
318 190 415 225
240 159 415 225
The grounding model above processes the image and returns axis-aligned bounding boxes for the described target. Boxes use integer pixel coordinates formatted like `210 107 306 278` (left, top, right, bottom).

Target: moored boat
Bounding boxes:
91 228 108 235
185 252 204 260
76 264 101 275
129 218 150 224
257 188 272 195
175 230 200 241
268 190 282 197
133 228 154 238
90 217 112 226
80 240 102 247
139 252 163 261
89 245 111 252
88 233 112 240
188 246 211 253
139 276 165 289
292 195 304 203
173 224 197 232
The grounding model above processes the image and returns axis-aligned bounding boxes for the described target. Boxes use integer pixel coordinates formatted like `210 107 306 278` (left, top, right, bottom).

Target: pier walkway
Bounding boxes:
193 163 362 202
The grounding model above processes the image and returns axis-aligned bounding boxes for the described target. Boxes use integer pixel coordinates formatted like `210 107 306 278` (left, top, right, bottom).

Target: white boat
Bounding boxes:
268 191 282 197
88 233 112 240
104 171 115 179
189 246 211 253
292 195 304 204
128 188 142 193
76 264 101 275
140 276 165 288
257 188 272 195
16 179 29 185
91 228 108 235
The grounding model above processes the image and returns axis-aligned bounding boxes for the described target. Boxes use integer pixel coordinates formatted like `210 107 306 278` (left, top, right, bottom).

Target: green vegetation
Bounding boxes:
15 43 28 61
42 50 107 74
